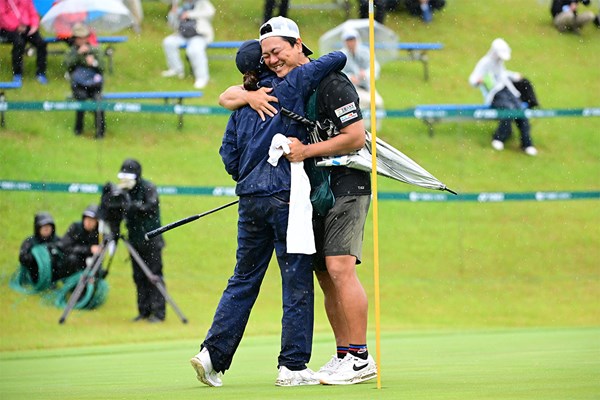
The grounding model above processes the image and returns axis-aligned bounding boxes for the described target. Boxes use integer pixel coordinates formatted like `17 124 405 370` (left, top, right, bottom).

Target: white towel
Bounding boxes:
268 134 315 255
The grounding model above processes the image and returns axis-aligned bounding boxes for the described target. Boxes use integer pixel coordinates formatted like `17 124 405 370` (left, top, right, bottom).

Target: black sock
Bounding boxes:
349 344 368 360
336 346 349 359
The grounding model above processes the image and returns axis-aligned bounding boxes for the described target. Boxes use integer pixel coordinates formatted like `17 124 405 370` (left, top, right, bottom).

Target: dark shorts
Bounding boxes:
312 195 371 272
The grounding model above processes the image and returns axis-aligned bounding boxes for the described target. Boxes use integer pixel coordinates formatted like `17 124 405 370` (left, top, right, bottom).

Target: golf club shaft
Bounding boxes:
144 199 239 240
280 107 316 127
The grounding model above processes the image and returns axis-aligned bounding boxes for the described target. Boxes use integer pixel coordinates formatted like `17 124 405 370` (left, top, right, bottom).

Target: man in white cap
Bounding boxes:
259 16 377 385
218 15 377 386
469 38 538 156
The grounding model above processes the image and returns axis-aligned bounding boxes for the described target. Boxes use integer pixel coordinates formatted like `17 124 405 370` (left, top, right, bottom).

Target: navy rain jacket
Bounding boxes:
220 51 347 197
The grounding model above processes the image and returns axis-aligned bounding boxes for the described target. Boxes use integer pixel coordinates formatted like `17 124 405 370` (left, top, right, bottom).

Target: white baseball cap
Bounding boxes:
491 38 511 61
259 16 313 56
342 28 359 41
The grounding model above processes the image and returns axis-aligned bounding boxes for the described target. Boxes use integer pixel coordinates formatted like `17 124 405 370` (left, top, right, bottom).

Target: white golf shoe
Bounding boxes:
524 146 538 156
491 140 505 151
314 355 344 379
275 366 320 387
319 353 377 385
190 347 222 387
161 69 184 79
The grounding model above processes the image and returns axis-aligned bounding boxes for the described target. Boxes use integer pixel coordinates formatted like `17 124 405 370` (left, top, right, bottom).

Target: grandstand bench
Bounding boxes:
414 102 528 137
0 35 128 75
179 41 244 62
44 36 128 74
202 41 443 81
102 91 203 129
396 42 443 81
0 80 22 128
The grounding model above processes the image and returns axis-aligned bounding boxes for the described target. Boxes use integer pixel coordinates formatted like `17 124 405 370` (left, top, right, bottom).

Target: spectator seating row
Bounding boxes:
0 35 128 75
414 101 529 136
44 36 128 74
2 34 441 80
190 41 443 80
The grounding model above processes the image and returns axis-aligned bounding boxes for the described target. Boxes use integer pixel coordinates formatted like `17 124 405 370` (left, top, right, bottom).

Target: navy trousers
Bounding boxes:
202 194 314 373
491 88 533 148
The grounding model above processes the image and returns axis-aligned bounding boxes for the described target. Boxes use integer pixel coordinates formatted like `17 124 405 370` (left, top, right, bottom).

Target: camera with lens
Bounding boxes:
98 182 130 237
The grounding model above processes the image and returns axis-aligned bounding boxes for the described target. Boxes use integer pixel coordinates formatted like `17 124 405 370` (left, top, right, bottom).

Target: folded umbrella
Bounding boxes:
281 108 456 194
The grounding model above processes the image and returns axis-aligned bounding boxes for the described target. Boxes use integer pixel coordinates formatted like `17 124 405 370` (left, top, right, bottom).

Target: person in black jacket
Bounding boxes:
18 212 62 284
117 159 166 323
58 204 100 278
550 0 597 33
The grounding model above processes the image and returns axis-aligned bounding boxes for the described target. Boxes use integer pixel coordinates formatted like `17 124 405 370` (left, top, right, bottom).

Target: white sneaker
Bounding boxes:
314 355 343 379
194 79 208 89
190 347 222 387
524 146 538 156
319 353 377 385
162 69 184 79
491 140 504 151
275 366 320 387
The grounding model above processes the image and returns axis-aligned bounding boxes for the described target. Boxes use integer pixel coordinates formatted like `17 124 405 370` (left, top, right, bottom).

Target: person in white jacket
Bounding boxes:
469 38 537 156
161 0 214 89
340 28 384 130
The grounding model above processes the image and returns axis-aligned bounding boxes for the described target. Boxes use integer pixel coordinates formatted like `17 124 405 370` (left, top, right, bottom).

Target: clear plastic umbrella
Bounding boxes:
41 0 134 34
318 19 398 65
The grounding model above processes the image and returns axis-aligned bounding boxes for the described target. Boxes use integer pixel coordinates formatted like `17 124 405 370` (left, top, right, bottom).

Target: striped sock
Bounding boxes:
336 346 349 359
349 344 368 360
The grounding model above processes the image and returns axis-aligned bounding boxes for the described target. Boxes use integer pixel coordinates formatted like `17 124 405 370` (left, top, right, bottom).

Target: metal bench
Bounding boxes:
414 102 529 136
396 42 443 81
0 80 22 128
44 36 128 74
101 91 203 129
0 35 128 75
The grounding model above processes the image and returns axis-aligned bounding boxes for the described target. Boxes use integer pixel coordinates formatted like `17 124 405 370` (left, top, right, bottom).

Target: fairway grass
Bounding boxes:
1 327 598 400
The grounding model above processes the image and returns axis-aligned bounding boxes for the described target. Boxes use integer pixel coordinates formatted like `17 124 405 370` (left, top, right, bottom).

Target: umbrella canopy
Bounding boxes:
280 108 455 194
41 0 134 35
33 0 55 16
317 132 456 194
318 19 399 65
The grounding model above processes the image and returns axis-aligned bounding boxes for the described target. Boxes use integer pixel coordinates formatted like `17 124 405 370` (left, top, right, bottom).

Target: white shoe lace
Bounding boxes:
318 355 342 373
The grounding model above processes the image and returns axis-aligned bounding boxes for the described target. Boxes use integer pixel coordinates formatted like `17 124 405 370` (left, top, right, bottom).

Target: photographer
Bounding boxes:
65 23 105 138
117 159 166 323
58 204 100 278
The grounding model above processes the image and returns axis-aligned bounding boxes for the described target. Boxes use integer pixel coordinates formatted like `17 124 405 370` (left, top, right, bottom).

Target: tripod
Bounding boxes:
58 229 188 324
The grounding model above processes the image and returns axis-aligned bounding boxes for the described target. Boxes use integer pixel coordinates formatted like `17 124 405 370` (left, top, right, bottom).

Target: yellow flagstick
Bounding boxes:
368 0 382 390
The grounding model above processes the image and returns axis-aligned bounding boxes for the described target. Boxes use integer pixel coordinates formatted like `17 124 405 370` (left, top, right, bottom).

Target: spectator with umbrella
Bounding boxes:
0 0 48 84
65 23 105 138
